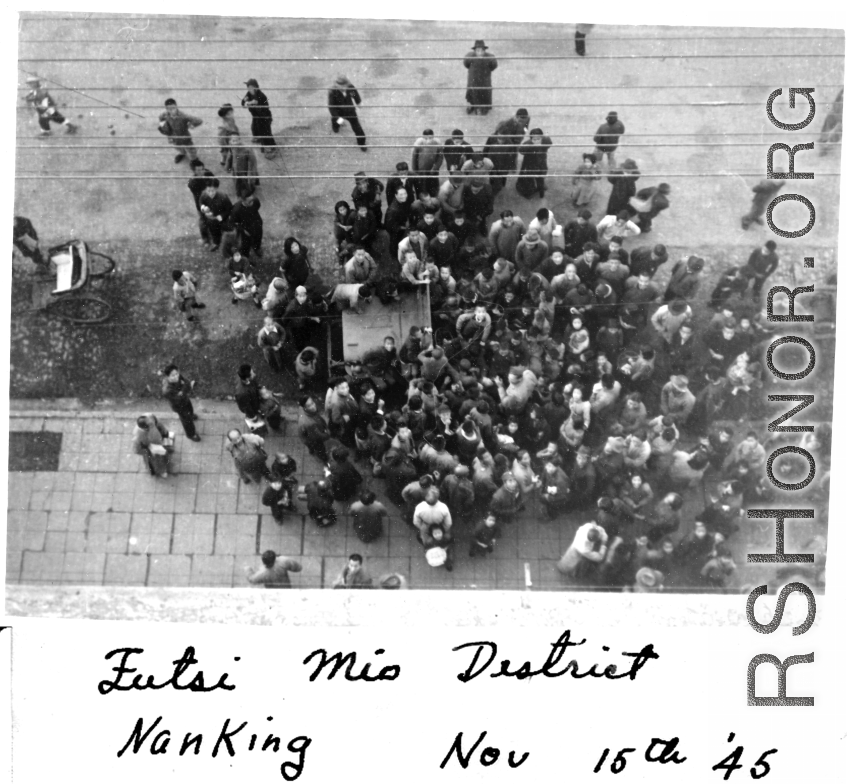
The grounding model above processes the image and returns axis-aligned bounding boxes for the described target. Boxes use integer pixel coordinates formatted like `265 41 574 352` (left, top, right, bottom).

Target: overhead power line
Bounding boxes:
15 29 847 42
13 84 847 91
13 101 812 110
13 141 815 151
11 131 827 140
18 53 846 62
14 172 843 180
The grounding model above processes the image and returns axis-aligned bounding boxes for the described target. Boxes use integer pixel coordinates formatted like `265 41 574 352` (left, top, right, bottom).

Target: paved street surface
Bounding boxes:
6 400 740 592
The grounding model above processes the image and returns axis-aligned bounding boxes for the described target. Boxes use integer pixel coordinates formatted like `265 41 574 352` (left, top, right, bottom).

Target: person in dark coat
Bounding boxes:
574 23 595 56
593 111 625 169
741 177 784 230
741 240 779 301
281 237 311 289
663 256 704 302
349 491 388 543
297 396 331 463
334 200 355 258
386 161 417 204
493 108 531 176
198 179 233 252
351 172 385 225
563 209 598 258
709 267 748 310
328 74 367 150
235 364 262 420
516 128 553 198
631 183 670 233
161 364 201 441
12 215 47 267
384 188 412 257
628 244 668 278
462 183 494 234
463 39 498 115
444 129 474 173
482 135 510 195
187 161 215 248
328 446 363 502
230 190 264 258
241 78 276 156
606 160 640 216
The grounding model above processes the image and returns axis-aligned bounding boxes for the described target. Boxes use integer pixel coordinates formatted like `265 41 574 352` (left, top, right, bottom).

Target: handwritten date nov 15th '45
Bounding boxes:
97 640 777 779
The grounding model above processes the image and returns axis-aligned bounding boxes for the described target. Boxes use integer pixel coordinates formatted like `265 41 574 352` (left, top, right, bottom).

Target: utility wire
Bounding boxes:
13 101 812 109
13 142 800 150
15 29 847 41
18 53 846 62
14 84 847 91
11 131 828 139
14 172 843 180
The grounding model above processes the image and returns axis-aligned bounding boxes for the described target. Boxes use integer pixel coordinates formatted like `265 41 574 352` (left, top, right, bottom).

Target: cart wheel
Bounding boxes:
88 250 116 278
48 295 112 324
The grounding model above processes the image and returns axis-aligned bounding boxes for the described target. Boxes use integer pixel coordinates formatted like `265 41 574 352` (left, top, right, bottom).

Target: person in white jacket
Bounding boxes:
557 522 608 578
496 366 537 415
596 210 641 243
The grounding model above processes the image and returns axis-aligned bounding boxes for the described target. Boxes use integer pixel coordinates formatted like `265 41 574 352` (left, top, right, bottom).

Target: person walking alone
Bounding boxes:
132 414 175 478
157 98 200 164
593 111 625 170
160 364 201 441
24 76 78 136
328 75 367 151
241 78 277 157
463 39 498 115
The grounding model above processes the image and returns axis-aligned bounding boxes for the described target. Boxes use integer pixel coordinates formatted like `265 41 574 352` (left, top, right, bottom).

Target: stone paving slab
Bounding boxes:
7 401 588 590
6 399 791 592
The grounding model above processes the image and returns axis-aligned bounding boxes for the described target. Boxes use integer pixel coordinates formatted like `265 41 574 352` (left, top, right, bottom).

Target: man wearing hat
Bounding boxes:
660 375 696 425
593 111 625 169
24 76 78 136
664 255 704 302
463 40 498 115
328 74 367 150
493 109 531 178
241 78 276 157
515 229 548 271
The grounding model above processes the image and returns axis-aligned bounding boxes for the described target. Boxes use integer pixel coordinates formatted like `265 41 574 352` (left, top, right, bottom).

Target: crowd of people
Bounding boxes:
145 90 832 592
17 39 840 593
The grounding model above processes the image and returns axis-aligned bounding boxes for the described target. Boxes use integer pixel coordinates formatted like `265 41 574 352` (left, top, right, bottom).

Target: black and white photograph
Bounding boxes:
3 7 846 784
5 13 843 602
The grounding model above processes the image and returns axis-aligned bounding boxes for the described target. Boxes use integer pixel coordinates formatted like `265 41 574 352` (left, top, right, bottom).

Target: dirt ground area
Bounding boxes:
12 16 843 404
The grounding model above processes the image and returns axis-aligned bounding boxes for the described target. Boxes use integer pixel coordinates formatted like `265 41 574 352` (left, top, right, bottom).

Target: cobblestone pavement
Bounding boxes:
7 401 800 592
